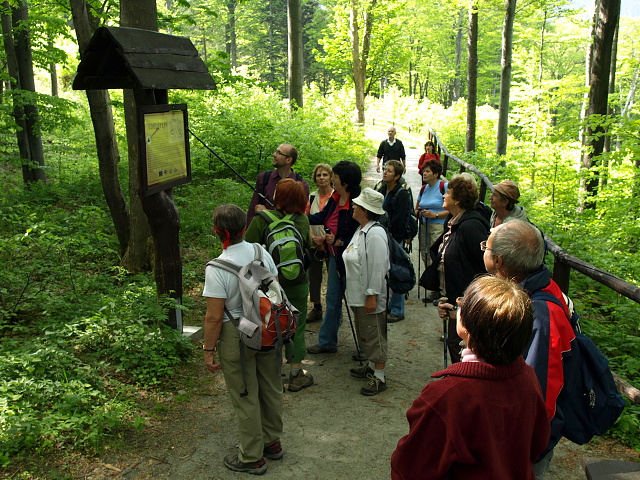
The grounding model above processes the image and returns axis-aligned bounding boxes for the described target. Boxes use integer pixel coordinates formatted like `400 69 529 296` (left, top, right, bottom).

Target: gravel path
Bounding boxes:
79 137 636 480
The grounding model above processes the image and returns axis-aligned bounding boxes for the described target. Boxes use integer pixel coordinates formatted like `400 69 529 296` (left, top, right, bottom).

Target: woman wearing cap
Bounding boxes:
489 180 528 228
343 187 390 396
391 276 550 480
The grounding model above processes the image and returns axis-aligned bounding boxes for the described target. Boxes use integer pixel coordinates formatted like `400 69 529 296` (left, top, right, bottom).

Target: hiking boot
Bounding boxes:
352 351 368 362
288 370 314 392
387 314 405 323
223 454 267 475
360 374 387 396
307 308 323 323
263 441 284 460
423 291 442 303
307 344 337 354
350 365 374 379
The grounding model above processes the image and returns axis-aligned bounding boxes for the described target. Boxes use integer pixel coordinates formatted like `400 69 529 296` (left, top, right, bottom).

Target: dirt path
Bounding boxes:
77 140 637 480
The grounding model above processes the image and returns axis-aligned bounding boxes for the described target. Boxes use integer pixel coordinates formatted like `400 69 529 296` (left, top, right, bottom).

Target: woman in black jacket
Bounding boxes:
306 161 362 354
378 160 411 322
427 173 489 363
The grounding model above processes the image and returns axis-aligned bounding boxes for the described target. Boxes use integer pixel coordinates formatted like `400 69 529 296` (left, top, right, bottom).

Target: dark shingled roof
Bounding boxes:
73 26 215 91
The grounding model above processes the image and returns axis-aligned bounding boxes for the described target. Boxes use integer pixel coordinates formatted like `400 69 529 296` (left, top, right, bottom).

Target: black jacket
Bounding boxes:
378 183 411 244
428 209 490 302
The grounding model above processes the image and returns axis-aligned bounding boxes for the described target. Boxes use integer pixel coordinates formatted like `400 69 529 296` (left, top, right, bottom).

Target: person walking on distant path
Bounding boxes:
376 127 406 173
246 143 309 226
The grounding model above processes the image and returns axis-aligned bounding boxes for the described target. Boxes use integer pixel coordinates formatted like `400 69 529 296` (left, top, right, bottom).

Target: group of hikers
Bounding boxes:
200 130 586 478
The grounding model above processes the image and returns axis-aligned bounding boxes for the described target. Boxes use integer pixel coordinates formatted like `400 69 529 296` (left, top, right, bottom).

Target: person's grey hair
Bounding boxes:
491 220 545 277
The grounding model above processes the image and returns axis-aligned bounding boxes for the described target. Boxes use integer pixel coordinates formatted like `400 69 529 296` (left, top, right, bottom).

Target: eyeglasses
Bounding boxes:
275 150 290 157
480 240 492 252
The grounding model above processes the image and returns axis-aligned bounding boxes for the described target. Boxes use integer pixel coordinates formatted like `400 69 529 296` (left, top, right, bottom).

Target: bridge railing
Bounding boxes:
425 128 640 405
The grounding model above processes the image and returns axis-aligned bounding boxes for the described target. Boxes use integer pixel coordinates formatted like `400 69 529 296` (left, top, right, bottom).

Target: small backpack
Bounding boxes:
531 291 625 444
379 184 417 243
402 184 419 242
368 223 416 295
258 210 308 287
207 244 299 395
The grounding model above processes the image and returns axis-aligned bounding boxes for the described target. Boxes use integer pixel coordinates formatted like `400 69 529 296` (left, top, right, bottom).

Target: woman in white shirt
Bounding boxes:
343 188 390 396
202 204 283 475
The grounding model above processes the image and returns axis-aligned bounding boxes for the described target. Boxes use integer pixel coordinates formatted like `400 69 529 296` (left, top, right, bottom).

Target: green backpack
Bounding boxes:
257 210 307 287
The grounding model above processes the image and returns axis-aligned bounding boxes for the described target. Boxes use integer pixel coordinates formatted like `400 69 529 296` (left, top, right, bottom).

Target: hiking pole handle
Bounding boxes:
189 128 275 208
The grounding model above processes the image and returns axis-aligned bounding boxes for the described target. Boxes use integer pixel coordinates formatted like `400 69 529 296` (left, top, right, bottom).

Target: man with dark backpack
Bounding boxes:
481 220 624 479
246 143 309 226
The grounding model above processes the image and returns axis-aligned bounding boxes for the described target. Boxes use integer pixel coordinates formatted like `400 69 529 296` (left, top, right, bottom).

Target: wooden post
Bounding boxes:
135 88 183 331
552 258 571 295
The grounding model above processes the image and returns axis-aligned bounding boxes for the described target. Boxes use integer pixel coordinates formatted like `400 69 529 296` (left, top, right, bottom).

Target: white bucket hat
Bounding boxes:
353 187 385 216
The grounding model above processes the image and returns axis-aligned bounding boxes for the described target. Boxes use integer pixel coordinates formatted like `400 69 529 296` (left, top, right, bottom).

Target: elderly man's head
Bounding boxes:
483 220 545 280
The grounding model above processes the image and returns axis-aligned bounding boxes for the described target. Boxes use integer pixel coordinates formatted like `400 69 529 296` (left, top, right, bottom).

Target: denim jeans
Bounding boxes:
388 291 405 317
317 255 343 349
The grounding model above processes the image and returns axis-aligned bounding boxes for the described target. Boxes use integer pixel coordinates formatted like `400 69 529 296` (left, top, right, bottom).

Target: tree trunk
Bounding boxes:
466 4 478 154
5 1 46 184
287 0 303 108
121 0 183 330
350 0 365 124
225 0 237 69
70 0 130 257
350 0 376 124
453 8 464 102
120 0 155 273
580 0 599 149
496 0 517 158
579 0 620 210
1 6 31 182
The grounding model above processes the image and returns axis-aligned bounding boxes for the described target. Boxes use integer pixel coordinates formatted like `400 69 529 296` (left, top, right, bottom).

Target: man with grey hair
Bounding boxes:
376 126 406 173
482 220 576 479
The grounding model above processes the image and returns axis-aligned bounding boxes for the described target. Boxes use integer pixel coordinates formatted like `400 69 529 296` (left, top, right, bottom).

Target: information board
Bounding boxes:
139 104 191 196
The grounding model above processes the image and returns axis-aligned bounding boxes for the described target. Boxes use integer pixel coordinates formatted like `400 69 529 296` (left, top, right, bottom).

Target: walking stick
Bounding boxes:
338 271 364 367
417 218 421 301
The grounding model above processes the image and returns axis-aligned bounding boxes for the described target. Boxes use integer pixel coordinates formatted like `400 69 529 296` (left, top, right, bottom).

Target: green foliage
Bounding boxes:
180 84 370 183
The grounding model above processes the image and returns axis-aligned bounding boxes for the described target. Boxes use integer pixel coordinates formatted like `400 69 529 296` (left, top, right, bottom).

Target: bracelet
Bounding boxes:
203 347 215 352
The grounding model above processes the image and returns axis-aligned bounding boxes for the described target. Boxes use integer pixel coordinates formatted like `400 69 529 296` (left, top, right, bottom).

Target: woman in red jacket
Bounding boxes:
417 141 440 175
391 276 550 480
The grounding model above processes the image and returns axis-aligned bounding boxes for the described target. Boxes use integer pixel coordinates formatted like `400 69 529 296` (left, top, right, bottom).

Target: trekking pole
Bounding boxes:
189 128 274 208
417 219 421 301
338 272 364 367
443 307 448 368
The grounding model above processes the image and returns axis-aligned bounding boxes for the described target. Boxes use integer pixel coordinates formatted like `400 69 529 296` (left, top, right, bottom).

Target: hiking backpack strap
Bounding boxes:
259 171 274 205
206 244 264 397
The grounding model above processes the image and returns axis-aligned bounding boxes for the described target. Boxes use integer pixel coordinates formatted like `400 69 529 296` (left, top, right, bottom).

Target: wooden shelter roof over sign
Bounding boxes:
72 26 215 91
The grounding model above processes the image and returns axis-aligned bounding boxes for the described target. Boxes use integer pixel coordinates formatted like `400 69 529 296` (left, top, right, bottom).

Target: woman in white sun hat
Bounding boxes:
343 187 390 396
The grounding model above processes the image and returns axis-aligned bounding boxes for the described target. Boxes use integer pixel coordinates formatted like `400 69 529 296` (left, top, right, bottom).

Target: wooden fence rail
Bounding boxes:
425 128 640 405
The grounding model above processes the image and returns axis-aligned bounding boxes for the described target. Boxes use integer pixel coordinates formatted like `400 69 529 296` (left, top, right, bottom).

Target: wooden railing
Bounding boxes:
427 129 640 405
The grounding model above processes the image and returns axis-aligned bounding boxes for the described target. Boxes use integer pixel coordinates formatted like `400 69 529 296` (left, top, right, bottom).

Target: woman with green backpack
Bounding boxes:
245 178 314 393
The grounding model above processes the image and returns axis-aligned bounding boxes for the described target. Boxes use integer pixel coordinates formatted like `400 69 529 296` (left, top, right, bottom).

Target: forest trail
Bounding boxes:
78 136 636 480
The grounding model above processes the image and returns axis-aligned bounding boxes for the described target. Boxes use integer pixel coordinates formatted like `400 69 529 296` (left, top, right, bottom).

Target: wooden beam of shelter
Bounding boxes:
72 26 215 91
